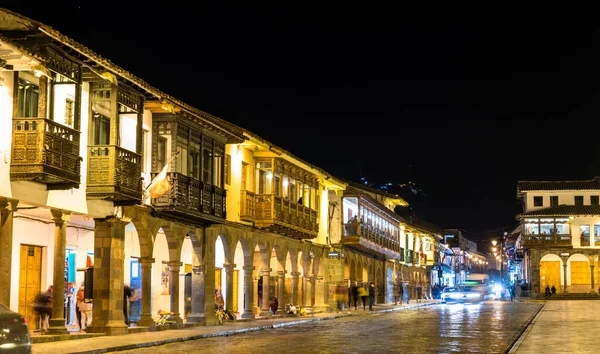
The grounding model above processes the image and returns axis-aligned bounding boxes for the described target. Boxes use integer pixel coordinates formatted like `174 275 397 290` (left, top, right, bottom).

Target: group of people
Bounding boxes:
342 281 377 311
545 284 557 297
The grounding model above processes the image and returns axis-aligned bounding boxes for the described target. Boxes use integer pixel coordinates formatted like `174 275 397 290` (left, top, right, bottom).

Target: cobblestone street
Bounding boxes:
112 302 542 354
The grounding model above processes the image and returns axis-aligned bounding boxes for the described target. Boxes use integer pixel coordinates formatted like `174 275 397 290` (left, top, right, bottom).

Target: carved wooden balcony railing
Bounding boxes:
150 172 226 224
522 234 572 248
87 145 142 202
240 190 256 222
11 117 81 189
341 222 404 260
253 194 318 239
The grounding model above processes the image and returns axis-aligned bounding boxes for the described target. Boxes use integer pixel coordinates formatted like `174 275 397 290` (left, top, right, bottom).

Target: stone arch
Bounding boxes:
130 216 160 259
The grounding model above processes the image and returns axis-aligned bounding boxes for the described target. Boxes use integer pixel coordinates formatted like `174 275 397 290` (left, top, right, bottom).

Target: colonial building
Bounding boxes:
516 178 600 297
0 8 446 338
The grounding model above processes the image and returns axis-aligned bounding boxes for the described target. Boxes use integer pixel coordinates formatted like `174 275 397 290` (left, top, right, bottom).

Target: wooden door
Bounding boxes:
232 270 239 312
540 261 560 293
570 261 590 285
18 245 42 329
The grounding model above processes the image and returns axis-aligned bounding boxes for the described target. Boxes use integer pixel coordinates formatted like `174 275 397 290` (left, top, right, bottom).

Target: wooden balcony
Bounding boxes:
87 145 142 203
341 223 403 260
522 234 572 248
10 118 81 189
252 194 318 239
240 190 256 222
151 172 226 225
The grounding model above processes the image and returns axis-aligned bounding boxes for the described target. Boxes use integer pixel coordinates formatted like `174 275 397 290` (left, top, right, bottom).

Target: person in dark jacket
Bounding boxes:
34 286 53 334
368 282 376 311
124 284 133 326
551 285 557 295
351 281 359 310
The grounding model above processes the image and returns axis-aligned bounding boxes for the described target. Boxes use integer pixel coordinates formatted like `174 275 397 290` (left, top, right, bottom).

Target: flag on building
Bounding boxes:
147 151 179 199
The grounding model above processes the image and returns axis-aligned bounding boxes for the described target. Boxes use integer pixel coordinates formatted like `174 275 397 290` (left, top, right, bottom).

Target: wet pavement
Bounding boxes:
110 301 541 354
512 300 600 353
30 299 554 354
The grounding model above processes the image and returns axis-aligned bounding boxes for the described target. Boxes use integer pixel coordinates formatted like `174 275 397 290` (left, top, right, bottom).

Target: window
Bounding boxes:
533 196 543 207
17 78 39 118
202 149 212 183
224 154 231 185
591 196 599 206
156 136 167 170
142 130 149 172
550 196 558 207
594 224 600 245
213 152 223 187
575 196 584 206
580 225 590 246
241 162 248 190
90 112 110 145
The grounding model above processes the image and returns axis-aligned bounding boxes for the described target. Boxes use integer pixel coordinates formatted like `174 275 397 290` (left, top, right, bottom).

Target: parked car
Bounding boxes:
441 285 486 304
0 303 31 354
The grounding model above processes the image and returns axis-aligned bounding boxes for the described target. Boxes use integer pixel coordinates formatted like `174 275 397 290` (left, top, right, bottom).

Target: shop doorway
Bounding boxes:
129 259 141 324
18 245 42 329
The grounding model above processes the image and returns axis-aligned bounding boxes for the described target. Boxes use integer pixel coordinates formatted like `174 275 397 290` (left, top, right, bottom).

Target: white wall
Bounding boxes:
525 190 600 212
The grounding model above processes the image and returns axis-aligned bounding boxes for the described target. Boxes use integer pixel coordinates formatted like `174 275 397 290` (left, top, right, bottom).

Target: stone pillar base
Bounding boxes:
241 310 254 319
47 318 68 335
137 315 156 328
186 314 205 324
87 321 129 336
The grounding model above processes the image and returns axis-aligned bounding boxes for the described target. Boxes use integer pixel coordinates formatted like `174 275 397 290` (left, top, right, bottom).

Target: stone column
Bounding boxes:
277 270 285 312
591 263 596 293
169 261 183 324
86 218 129 336
291 271 300 306
48 209 69 334
261 269 270 314
242 265 254 319
252 274 259 316
223 263 235 311
137 257 155 327
529 249 541 298
187 265 205 323
0 198 17 306
563 263 568 294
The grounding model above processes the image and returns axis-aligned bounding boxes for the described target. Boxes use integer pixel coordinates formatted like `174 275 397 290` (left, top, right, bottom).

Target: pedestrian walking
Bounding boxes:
402 282 409 304
351 281 359 310
78 285 93 331
368 282 376 311
416 283 423 303
124 284 133 326
357 283 369 310
33 286 53 335
393 278 402 305
335 283 347 313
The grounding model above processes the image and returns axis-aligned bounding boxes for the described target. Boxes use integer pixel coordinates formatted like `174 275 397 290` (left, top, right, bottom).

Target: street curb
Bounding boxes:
506 301 546 354
69 303 439 354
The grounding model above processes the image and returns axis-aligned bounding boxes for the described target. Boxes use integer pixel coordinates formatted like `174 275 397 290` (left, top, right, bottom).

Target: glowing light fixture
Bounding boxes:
491 240 497 246
100 71 118 85
32 64 50 78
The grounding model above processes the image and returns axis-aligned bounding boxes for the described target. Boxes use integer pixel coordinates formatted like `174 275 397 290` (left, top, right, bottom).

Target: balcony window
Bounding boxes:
592 196 599 206
119 111 138 152
594 224 600 245
17 76 39 118
203 149 212 183
580 225 590 246
52 82 76 128
142 129 149 173
555 222 569 235
225 154 231 185
90 112 110 145
343 198 359 236
241 162 248 190
156 136 167 169
274 172 281 197
255 161 272 194
575 196 584 206
524 223 539 235
533 196 543 207
550 196 558 207
213 151 223 187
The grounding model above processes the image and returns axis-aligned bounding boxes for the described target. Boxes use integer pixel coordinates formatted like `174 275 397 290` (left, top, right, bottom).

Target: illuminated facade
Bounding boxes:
516 178 600 297
0 8 446 338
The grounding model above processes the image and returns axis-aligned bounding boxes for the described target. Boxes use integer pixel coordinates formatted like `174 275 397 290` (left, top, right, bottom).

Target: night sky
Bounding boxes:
4 3 600 239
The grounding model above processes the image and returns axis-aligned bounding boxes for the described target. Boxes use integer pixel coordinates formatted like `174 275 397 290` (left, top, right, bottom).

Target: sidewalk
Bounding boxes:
31 300 438 354
509 300 600 353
